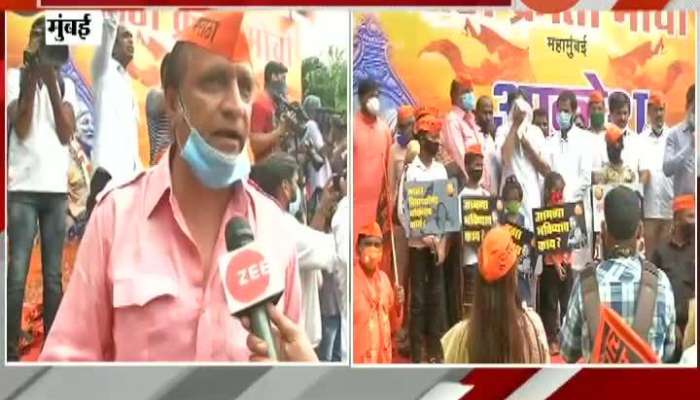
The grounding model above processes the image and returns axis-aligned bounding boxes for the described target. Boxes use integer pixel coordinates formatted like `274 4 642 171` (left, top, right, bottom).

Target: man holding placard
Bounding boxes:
398 114 450 363
458 144 491 316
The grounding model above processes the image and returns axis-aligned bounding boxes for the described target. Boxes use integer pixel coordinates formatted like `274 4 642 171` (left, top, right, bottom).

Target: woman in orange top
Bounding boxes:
539 171 573 356
353 222 405 364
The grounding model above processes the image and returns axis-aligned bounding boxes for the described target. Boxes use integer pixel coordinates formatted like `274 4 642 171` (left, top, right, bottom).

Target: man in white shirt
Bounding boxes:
546 91 593 270
302 95 333 211
547 91 592 204
496 90 551 231
91 13 141 186
639 93 674 258
586 91 607 171
330 195 349 362
6 17 78 361
600 92 650 186
475 95 500 195
249 152 345 360
398 115 449 363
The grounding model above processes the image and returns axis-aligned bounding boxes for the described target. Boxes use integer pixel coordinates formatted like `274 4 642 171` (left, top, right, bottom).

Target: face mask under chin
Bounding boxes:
177 96 251 189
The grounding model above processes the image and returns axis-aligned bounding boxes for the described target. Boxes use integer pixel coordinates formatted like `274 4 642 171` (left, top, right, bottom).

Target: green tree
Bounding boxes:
301 46 347 115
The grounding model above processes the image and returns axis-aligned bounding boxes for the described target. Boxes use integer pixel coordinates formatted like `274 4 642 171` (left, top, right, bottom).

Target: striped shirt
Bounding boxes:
559 256 677 363
146 91 172 166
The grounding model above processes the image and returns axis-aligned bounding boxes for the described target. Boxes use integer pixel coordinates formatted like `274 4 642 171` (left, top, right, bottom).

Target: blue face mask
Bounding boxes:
178 97 251 189
461 92 476 112
557 111 572 131
396 129 411 147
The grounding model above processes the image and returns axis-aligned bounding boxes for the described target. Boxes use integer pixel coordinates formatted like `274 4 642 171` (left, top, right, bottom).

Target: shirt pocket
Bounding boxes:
112 275 179 361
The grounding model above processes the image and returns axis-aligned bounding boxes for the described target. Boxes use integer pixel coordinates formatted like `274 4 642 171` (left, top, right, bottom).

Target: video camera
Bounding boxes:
273 93 309 139
23 38 69 68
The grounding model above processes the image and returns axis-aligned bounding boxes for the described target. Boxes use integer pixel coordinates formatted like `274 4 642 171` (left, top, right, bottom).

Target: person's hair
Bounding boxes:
466 267 526 363
464 152 483 169
476 95 491 111
249 152 298 198
31 16 45 33
557 90 578 112
604 186 642 241
331 115 346 130
506 88 527 112
608 92 630 113
532 108 547 122
160 52 170 90
501 175 523 201
162 42 190 92
357 78 379 99
687 84 695 108
450 79 463 103
543 171 565 204
264 61 288 85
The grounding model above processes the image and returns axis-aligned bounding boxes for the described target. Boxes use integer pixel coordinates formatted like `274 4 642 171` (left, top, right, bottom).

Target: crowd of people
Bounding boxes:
353 74 696 364
7 11 347 362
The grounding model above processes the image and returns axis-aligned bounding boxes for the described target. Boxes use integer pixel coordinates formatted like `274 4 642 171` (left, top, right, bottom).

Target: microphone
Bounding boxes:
219 217 285 360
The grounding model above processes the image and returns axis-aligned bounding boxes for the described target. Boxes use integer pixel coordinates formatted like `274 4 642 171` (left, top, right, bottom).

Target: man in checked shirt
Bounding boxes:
559 186 677 363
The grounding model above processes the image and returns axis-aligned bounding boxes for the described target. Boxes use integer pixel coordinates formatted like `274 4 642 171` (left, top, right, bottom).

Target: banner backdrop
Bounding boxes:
7 10 344 166
353 10 695 132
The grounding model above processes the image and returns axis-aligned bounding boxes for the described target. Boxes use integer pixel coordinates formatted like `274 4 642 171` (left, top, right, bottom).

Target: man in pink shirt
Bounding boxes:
39 12 304 362
440 75 490 192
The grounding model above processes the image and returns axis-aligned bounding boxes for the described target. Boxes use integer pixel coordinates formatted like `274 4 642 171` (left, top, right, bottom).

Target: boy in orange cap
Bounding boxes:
353 222 405 364
594 125 638 185
652 194 695 359
397 114 449 363
40 12 309 362
639 91 673 258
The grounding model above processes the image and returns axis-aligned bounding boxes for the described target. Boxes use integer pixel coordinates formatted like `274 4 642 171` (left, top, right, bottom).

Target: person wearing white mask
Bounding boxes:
353 78 394 275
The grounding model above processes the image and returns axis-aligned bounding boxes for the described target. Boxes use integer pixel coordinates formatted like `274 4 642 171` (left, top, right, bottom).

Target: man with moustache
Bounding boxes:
91 12 141 186
40 12 307 362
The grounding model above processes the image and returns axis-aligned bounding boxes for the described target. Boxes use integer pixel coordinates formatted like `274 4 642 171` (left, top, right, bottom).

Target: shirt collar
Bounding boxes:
145 147 175 218
683 121 694 134
145 147 253 220
451 105 466 120
410 156 434 171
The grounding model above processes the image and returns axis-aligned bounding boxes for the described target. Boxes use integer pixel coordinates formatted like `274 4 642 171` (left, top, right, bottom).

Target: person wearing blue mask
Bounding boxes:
545 90 595 274
441 75 489 191
39 12 309 362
